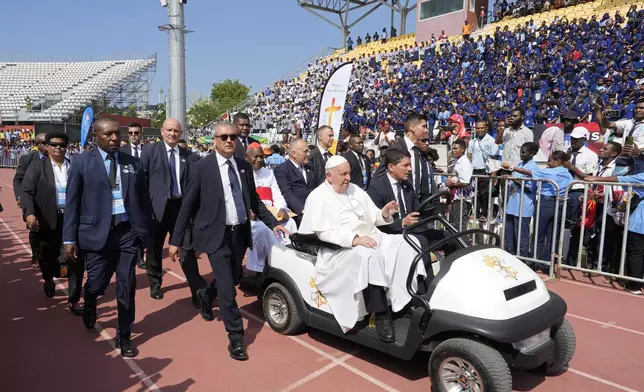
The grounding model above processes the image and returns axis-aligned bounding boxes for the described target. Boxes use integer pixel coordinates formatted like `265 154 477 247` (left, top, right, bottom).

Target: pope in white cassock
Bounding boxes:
299 155 426 342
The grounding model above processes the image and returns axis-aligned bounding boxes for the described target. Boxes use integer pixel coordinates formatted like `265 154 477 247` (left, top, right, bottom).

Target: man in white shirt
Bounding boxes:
445 139 474 235
299 155 426 342
496 108 534 165
467 120 499 219
596 99 644 151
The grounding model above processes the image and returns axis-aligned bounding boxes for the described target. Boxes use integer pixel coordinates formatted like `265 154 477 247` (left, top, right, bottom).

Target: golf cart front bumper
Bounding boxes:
507 331 555 369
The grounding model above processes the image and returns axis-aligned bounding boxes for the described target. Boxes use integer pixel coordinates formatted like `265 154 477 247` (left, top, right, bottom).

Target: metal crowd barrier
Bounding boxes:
557 181 644 286
0 152 25 168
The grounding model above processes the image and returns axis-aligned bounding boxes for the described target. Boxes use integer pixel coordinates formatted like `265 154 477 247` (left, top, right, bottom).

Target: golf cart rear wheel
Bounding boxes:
546 319 576 376
262 282 305 335
429 338 512 392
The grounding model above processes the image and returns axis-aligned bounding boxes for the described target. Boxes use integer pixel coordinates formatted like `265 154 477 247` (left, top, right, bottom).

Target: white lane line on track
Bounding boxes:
0 217 160 392
567 313 644 337
558 279 644 299
567 368 640 392
163 268 402 392
278 353 352 392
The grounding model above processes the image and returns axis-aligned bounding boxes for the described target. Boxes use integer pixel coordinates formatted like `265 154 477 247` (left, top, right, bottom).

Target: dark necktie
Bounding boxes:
241 138 248 149
107 154 120 226
300 166 308 184
134 145 139 159
413 147 422 198
226 160 248 224
397 182 407 218
168 148 179 198
323 152 330 162
413 147 430 198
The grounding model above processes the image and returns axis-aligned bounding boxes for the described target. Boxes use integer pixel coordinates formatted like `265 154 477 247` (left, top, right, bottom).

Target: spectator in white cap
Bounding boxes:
563 126 598 264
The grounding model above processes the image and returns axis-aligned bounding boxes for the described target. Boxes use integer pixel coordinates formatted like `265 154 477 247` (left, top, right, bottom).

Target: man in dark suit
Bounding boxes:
63 117 154 358
13 132 48 268
273 138 319 224
21 131 84 314
342 134 372 189
309 125 334 185
233 112 259 160
120 122 146 269
368 149 457 256
141 118 211 307
169 121 288 361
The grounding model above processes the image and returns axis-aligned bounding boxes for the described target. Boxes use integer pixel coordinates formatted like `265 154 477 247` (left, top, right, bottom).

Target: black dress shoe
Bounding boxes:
68 302 84 316
228 339 248 361
43 280 55 298
150 286 164 300
191 294 201 309
137 259 146 269
196 288 213 321
83 302 97 330
375 310 395 343
116 337 139 358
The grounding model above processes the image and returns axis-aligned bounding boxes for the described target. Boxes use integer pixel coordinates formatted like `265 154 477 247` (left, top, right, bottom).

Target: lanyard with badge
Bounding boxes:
54 163 68 208
112 164 126 215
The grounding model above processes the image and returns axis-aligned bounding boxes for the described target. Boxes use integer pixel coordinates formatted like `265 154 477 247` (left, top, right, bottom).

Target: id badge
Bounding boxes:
57 186 66 206
112 189 126 215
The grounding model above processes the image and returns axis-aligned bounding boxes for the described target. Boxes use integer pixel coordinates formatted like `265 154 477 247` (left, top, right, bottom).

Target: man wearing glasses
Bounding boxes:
13 132 48 269
21 131 84 315
168 121 289 361
121 122 146 269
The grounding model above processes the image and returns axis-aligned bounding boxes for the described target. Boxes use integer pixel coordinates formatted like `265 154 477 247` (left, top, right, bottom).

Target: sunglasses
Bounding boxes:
48 142 68 148
128 131 141 135
215 134 237 142
420 138 429 143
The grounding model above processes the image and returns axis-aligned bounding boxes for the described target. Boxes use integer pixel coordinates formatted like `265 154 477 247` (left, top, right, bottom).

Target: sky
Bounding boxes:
0 0 416 107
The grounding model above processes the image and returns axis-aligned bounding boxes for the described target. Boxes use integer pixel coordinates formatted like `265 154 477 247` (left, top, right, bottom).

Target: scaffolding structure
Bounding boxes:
297 0 417 48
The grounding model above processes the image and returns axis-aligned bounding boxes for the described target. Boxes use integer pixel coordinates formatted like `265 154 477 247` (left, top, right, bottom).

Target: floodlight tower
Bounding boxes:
159 0 191 130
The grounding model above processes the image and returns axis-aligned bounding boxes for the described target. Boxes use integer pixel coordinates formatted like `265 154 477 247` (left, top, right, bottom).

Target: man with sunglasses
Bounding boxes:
21 131 84 315
13 132 48 269
168 121 288 361
121 122 146 269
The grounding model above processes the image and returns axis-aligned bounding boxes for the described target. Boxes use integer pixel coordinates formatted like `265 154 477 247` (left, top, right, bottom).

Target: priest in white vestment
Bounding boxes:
299 156 426 342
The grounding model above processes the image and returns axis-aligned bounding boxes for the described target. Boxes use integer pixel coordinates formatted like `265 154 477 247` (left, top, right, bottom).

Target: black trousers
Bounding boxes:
147 200 182 288
362 284 388 314
83 222 139 339
38 214 85 303
473 169 491 217
180 228 217 300
29 227 40 265
206 226 247 341
625 231 644 291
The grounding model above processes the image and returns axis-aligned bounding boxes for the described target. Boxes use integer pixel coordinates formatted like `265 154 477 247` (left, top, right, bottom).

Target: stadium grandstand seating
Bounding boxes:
245 0 642 137
0 58 155 122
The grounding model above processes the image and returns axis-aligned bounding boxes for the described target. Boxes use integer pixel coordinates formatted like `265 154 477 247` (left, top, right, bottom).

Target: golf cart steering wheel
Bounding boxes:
416 190 453 217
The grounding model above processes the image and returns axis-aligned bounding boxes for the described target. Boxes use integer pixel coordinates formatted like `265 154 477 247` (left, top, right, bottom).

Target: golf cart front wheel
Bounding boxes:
546 318 576 376
429 338 512 392
262 282 305 335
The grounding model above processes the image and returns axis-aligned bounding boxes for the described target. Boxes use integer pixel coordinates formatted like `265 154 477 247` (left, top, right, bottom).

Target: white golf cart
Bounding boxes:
259 191 576 392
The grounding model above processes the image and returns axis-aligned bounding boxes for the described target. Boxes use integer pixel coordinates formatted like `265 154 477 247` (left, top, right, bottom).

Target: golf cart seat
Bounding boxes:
288 233 341 257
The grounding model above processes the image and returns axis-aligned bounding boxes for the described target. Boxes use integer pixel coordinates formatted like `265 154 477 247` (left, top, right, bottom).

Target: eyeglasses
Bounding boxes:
128 131 141 135
215 134 237 142
48 142 68 148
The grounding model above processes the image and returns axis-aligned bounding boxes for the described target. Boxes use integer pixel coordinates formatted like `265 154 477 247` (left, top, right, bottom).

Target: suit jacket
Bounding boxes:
120 143 144 160
342 150 372 189
309 146 329 185
169 154 277 254
273 160 319 215
367 172 417 234
13 151 42 205
63 149 155 251
21 157 69 231
234 135 259 160
141 142 198 222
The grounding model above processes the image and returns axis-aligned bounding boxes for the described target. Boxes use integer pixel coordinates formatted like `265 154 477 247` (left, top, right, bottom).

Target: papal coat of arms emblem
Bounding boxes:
483 255 519 280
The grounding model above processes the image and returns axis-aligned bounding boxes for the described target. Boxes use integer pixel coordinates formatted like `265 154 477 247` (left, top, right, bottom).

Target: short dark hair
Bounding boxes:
551 150 571 163
606 141 622 155
233 112 250 123
512 107 526 117
521 142 539 155
404 112 428 131
383 148 411 167
45 131 69 144
128 122 143 130
348 134 363 144
452 139 467 149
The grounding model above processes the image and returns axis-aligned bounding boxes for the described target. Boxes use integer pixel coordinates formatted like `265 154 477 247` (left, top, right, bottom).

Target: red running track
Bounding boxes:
1 168 642 392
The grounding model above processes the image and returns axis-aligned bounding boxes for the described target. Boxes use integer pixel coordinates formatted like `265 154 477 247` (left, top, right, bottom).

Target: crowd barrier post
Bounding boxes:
557 180 644 286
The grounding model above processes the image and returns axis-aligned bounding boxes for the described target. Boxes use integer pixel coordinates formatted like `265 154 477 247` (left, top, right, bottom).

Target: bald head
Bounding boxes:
288 138 310 166
35 132 48 155
162 117 182 147
93 117 121 153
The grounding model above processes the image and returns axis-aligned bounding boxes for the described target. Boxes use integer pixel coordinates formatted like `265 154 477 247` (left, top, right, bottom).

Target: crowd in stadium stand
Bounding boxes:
492 0 595 21
247 6 643 135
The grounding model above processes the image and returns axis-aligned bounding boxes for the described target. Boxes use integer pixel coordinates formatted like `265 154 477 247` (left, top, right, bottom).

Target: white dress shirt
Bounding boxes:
291 160 307 183
165 142 182 197
216 152 243 225
387 173 407 214
51 158 70 208
130 143 142 158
